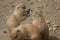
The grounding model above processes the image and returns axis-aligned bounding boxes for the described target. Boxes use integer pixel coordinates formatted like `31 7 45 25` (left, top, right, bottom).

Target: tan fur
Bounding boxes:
6 3 30 32
10 7 49 40
30 7 49 40
10 24 42 40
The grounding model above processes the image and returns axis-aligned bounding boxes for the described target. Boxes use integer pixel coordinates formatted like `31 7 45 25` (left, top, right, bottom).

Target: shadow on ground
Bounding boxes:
49 36 59 40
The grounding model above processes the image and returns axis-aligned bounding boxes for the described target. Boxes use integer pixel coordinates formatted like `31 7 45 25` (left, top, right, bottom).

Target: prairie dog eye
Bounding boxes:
17 30 20 32
22 6 26 9
17 6 19 9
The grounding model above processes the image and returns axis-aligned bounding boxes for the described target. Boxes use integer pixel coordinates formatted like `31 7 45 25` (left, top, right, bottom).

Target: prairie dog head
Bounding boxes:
13 3 30 17
30 8 42 19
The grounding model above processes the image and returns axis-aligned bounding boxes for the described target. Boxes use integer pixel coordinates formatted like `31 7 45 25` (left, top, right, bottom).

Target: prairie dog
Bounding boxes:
10 7 49 40
10 24 42 40
30 7 49 40
6 3 30 32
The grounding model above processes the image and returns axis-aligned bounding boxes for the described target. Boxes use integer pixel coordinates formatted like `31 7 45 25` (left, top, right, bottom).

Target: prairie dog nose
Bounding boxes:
22 7 30 16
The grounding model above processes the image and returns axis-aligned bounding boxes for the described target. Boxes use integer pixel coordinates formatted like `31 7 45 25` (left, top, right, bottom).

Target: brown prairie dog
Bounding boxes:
10 24 42 40
10 8 49 40
30 7 49 40
6 3 30 32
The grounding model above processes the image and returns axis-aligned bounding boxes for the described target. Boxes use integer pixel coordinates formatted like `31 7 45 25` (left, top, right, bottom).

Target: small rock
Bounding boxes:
48 24 51 27
53 25 59 28
48 24 51 28
38 5 42 8
44 3 48 7
11 5 15 7
3 31 7 33
52 21 56 25
9 10 13 13
55 7 60 10
6 16 9 18
49 27 53 31
38 0 41 2
53 25 59 32
24 37 28 40
3 4 8 7
46 21 50 24
53 28 57 32
30 2 34 4
27 0 30 1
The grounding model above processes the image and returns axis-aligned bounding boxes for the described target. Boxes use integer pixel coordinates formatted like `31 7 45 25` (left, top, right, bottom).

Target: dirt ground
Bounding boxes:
0 0 60 40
